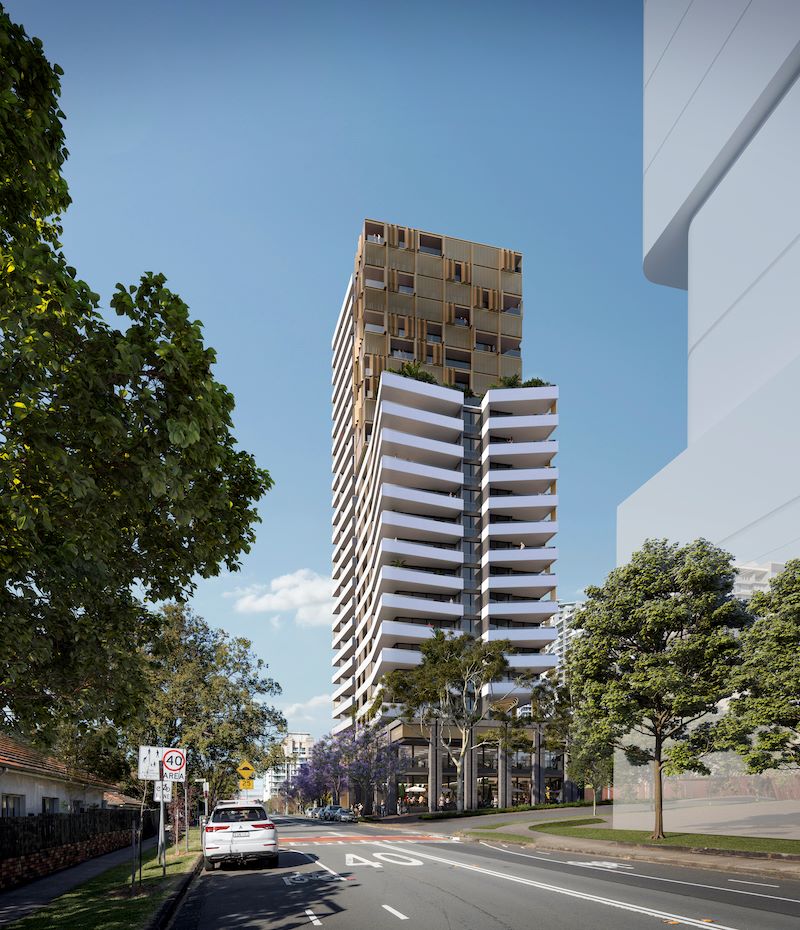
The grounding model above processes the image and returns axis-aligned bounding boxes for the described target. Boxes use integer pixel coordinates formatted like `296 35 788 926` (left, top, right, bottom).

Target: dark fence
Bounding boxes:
0 809 157 860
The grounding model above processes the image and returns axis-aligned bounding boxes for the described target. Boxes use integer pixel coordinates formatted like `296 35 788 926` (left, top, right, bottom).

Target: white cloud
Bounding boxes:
281 693 333 724
229 568 334 628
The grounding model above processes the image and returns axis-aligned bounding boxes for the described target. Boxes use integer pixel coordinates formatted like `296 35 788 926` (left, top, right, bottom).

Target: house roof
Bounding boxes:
0 734 118 791
103 790 142 808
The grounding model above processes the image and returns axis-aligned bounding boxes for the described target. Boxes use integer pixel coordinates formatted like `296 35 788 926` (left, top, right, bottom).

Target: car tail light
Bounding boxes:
205 825 231 832
251 822 274 829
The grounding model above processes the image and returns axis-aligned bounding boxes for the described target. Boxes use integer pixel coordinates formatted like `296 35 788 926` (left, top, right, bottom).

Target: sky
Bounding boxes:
8 0 686 739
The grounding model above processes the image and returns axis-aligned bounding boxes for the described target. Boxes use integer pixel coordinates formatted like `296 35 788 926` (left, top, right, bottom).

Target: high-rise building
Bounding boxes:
545 601 585 682
617 3 800 566
331 221 559 810
262 732 314 803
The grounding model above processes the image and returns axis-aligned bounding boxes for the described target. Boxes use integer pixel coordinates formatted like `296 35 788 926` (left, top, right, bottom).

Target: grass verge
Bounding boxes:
528 819 800 856
7 828 202 930
420 799 611 821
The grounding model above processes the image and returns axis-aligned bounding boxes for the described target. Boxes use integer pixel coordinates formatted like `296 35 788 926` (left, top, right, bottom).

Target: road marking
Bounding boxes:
305 909 322 926
373 851 423 866
299 852 345 881
382 904 409 920
727 879 780 888
479 842 800 905
373 843 746 930
346 853 382 868
567 860 634 870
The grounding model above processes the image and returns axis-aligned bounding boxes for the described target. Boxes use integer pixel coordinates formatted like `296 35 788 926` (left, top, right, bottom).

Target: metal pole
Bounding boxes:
158 758 166 877
185 778 190 853
130 817 136 894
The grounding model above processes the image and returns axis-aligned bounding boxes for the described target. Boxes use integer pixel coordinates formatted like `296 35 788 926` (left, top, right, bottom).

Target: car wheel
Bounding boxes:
268 855 279 868
203 858 215 872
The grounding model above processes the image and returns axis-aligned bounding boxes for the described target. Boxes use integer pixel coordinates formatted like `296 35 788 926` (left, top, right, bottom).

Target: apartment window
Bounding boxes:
397 228 407 249
42 797 60 814
454 307 470 327
364 265 385 289
1 794 24 817
453 262 463 283
481 289 490 309
503 295 521 314
419 233 442 256
396 272 414 295
365 221 385 244
427 324 442 344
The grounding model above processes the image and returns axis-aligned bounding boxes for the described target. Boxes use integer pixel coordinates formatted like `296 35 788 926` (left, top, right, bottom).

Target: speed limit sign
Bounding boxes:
138 746 187 782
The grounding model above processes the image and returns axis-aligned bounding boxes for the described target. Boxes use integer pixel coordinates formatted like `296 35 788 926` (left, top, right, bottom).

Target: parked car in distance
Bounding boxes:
321 805 343 821
203 802 278 871
335 808 356 823
310 807 323 819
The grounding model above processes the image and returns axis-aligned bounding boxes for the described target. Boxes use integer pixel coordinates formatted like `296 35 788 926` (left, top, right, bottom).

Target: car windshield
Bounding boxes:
212 807 268 823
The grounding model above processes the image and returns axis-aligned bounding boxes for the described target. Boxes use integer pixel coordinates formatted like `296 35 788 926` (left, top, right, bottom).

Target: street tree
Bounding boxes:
0 8 271 739
694 560 800 773
340 727 399 815
567 539 750 839
379 630 512 813
566 719 614 815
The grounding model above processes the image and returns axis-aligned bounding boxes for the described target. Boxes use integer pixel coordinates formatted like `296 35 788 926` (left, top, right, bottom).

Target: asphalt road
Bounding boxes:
169 815 800 930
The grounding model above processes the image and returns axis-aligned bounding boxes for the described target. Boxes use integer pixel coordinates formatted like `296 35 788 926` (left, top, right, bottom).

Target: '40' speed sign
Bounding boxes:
138 746 187 782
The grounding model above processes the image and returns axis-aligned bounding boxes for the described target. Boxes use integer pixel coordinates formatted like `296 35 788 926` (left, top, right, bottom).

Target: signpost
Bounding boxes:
138 745 187 877
237 761 255 796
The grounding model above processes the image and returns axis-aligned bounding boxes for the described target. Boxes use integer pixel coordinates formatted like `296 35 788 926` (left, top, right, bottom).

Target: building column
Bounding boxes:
498 749 511 809
533 725 545 804
427 722 441 813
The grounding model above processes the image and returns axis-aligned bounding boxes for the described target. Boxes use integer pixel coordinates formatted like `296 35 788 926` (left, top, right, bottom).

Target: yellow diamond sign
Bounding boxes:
237 760 255 779
238 778 254 790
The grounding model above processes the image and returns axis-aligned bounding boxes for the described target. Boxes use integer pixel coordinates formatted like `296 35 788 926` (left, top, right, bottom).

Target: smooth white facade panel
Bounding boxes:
619 1 800 568
642 0 800 288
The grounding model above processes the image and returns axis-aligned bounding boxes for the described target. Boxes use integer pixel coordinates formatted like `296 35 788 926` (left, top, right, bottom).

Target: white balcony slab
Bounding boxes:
380 455 463 492
380 482 463 517
482 467 558 495
482 546 559 571
378 400 463 441
378 427 463 468
481 573 557 597
380 510 464 542
379 537 464 568
481 627 558 647
481 385 558 416
482 413 558 442
377 592 463 621
482 441 558 469
378 371 464 416
378 565 463 594
482 601 559 620
482 521 558 544
482 494 558 520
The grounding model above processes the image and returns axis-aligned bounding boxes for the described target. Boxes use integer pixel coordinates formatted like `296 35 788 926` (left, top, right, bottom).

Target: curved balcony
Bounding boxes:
377 428 463 469
380 510 464 543
378 400 463 442
377 592 463 622
377 565 463 595
481 600 558 622
481 546 558 572
380 455 463 492
482 440 558 470
378 537 464 569
482 494 558 522
482 413 558 443
482 466 557 495
379 482 463 518
481 626 558 648
481 520 558 546
481 573 557 597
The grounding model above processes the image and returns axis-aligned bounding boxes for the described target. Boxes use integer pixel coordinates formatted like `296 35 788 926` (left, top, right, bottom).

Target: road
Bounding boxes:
170 815 800 930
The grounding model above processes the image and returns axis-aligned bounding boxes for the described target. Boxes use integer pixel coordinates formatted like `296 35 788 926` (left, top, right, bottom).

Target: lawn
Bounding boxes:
7 828 202 930
528 819 800 856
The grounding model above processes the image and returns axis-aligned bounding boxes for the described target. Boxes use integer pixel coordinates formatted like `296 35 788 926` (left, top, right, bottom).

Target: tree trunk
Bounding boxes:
651 744 665 840
456 756 464 813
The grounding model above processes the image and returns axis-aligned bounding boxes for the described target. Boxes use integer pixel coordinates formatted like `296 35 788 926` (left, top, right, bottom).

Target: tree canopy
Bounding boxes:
567 538 750 838
0 7 271 739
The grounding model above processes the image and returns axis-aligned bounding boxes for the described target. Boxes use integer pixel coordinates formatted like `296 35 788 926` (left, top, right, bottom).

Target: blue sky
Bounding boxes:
9 0 686 738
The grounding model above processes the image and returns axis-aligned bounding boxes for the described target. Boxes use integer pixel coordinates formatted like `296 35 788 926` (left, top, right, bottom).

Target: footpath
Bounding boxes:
0 837 157 927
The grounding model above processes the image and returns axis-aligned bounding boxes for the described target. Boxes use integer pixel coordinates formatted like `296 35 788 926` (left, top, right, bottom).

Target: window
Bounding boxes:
427 324 442 344
481 289 490 309
397 228 406 249
364 265 385 289
453 262 462 283
1 794 24 817
42 797 60 814
396 272 414 295
365 221 384 243
419 233 442 256
212 806 269 823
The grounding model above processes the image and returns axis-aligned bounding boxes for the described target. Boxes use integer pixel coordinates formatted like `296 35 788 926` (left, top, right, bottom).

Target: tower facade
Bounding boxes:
331 222 559 810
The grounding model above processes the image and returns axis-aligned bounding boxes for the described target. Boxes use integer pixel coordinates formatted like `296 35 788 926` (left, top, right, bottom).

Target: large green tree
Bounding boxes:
0 7 271 739
379 630 512 812
697 560 800 773
61 605 286 804
567 539 750 839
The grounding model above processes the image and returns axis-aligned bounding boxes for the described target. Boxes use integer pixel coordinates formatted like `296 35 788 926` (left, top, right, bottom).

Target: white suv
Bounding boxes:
203 802 279 870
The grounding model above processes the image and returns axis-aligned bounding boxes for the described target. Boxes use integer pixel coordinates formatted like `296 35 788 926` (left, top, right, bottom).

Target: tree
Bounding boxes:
567 539 750 839
567 719 614 815
0 8 271 739
697 560 800 773
395 361 438 385
340 727 398 815
379 630 513 812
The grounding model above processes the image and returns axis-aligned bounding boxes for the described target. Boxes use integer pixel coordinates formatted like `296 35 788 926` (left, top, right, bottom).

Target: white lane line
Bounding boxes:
372 842 746 930
299 851 346 880
479 842 800 905
382 904 409 920
728 879 780 888
305 909 322 926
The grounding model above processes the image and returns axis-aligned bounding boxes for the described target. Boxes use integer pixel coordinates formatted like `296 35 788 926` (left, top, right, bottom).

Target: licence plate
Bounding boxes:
234 831 249 837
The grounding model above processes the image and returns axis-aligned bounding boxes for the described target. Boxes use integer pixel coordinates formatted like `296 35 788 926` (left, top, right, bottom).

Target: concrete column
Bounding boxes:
464 728 476 810
427 723 441 813
498 749 511 808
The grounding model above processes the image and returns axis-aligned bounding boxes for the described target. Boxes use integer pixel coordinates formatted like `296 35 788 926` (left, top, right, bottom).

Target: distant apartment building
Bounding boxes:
617 2 800 568
331 221 559 810
732 562 785 602
262 732 313 802
545 601 585 682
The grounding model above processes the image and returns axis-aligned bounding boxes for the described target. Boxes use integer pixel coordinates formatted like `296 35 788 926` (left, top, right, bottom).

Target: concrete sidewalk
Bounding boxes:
0 836 157 927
